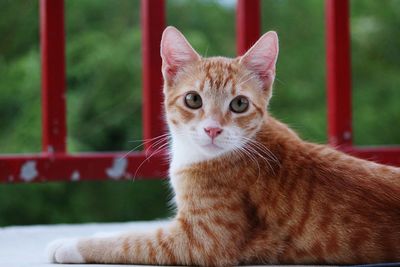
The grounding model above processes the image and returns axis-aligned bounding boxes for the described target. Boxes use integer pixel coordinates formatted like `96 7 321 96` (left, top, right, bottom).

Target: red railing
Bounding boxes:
325 0 400 165
1 0 399 183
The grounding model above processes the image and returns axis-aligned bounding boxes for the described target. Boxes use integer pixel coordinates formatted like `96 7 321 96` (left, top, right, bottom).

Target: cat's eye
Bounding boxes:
230 95 249 113
184 91 202 109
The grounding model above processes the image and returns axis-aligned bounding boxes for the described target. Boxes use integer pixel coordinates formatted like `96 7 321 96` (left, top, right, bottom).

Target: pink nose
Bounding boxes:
204 127 223 139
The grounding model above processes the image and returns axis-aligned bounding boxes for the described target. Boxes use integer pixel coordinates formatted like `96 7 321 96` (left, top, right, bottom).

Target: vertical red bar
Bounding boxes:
40 0 67 154
326 0 352 147
141 0 166 151
236 0 261 56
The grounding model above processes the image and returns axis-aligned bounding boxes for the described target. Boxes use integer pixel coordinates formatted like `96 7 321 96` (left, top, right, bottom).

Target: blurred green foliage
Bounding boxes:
0 0 399 226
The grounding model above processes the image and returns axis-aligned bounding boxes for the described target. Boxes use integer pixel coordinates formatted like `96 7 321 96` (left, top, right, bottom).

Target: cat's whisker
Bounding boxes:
249 143 279 166
127 133 170 143
146 135 172 154
233 144 253 164
231 146 246 162
244 144 276 176
133 141 170 181
237 71 254 84
121 134 171 159
246 151 262 181
242 146 262 177
244 140 277 172
258 147 280 168
144 136 170 156
237 73 258 87
241 137 280 165
235 142 262 180
235 136 276 176
120 146 142 160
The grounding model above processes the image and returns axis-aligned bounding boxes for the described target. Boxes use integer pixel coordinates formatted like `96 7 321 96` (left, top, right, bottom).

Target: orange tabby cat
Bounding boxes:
47 26 400 265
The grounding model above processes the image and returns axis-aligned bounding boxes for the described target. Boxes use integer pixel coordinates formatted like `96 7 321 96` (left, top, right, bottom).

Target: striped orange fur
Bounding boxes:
47 27 400 266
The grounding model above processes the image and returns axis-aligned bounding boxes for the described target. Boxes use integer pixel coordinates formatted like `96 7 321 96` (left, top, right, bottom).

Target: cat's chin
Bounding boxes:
198 142 227 156
202 143 223 151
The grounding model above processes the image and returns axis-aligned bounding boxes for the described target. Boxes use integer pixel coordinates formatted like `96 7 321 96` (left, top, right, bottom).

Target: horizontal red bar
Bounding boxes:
0 152 168 183
1 146 399 184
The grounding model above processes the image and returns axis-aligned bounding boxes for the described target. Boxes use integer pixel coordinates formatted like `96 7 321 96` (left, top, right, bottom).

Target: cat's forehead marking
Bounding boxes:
198 76 206 92
199 58 239 95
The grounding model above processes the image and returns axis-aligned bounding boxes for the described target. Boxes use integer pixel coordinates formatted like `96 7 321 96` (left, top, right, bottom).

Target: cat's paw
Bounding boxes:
46 238 85 263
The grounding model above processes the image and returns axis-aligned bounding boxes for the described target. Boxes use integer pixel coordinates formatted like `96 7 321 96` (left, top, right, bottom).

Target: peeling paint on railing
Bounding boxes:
106 158 128 179
20 161 38 182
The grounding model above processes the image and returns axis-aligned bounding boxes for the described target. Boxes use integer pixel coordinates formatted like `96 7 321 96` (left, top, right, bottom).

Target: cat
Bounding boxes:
47 26 400 265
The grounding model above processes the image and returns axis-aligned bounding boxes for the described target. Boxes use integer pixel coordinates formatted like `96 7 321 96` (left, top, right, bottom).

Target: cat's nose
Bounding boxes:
204 127 223 139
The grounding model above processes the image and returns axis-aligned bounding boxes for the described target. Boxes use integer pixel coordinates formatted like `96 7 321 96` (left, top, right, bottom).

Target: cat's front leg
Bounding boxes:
47 228 181 265
47 219 242 266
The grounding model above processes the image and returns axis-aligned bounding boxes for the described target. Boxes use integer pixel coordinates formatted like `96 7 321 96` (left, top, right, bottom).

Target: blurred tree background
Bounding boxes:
0 0 399 226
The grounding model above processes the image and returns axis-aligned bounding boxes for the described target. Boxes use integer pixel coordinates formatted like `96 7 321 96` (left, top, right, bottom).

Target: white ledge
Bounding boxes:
0 221 358 267
0 221 167 267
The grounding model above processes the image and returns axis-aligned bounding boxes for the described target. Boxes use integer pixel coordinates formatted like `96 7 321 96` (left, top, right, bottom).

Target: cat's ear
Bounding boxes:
239 31 279 90
160 26 200 84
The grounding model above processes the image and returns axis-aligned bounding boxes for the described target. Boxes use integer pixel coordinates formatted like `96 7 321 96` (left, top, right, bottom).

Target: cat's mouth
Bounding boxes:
202 143 223 150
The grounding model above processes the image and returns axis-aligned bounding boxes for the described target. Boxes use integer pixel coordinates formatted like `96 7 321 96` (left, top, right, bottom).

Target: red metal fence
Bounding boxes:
1 0 399 183
326 0 400 165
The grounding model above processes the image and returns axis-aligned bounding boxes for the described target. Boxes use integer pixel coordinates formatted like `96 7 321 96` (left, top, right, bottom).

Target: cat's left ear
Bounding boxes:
239 31 279 91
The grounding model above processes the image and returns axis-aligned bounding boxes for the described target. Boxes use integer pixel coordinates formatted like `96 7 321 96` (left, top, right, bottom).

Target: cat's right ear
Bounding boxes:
160 26 200 84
